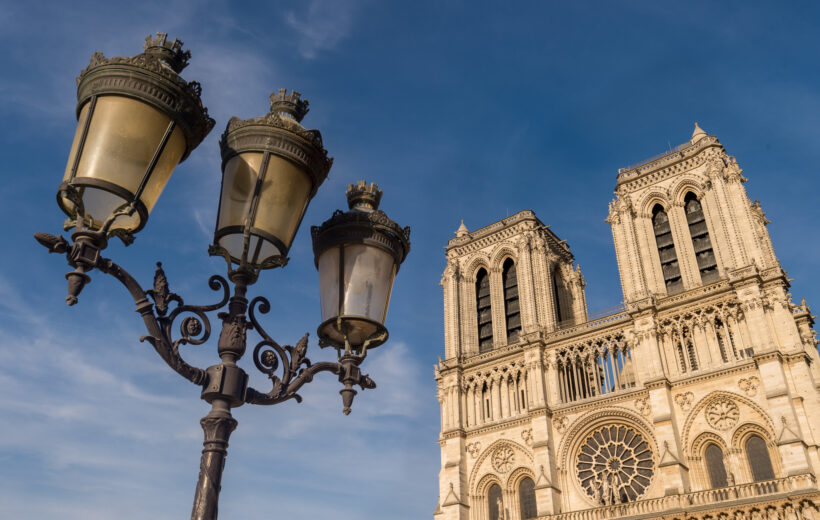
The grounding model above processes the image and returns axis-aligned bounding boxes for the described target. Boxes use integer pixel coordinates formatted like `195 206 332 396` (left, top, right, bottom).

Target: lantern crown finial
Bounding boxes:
346 181 383 212
270 89 310 122
143 33 191 73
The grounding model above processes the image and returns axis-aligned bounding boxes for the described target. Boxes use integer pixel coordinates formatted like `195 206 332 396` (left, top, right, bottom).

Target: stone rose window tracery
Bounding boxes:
705 399 739 430
491 445 515 473
576 424 654 505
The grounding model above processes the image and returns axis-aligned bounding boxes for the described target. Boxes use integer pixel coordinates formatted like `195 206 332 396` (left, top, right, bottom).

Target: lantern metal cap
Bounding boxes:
220 89 333 196
76 33 215 160
346 181 383 212
311 181 410 268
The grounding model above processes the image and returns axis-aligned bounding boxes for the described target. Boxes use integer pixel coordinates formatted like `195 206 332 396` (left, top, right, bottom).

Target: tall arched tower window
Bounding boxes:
476 268 493 352
488 483 503 520
519 477 537 519
684 193 719 284
652 204 683 294
704 444 728 488
745 435 775 481
502 259 521 343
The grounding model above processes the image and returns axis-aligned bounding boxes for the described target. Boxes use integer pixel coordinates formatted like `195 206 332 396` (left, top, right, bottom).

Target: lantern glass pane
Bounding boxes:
60 96 185 230
215 152 313 264
317 244 397 346
216 152 263 260
254 154 312 252
340 244 396 324
318 245 341 322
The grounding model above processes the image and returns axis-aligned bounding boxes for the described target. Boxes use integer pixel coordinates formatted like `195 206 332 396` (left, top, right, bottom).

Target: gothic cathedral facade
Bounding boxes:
434 125 820 520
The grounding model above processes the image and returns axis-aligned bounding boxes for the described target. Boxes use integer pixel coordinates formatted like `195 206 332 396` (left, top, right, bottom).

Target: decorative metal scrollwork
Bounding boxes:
139 263 230 385
246 296 345 406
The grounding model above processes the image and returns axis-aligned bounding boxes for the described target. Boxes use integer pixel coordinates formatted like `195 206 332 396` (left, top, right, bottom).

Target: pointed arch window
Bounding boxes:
519 477 537 519
653 205 683 294
488 483 503 520
476 268 493 352
685 193 719 284
503 259 521 343
745 435 775 481
705 444 728 488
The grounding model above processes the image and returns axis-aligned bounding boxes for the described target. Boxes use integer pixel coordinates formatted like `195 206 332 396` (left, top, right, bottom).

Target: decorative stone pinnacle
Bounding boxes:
691 121 707 142
346 180 382 212
270 88 310 122
143 32 191 73
455 220 469 237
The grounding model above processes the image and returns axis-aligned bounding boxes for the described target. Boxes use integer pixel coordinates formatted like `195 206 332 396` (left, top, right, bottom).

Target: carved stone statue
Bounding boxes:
727 472 736 486
596 470 619 506
767 507 780 520
496 497 505 520
783 504 798 520
802 503 818 520
751 511 763 520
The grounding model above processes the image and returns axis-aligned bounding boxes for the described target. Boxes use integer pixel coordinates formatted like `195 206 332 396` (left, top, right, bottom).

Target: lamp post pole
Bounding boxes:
35 34 410 520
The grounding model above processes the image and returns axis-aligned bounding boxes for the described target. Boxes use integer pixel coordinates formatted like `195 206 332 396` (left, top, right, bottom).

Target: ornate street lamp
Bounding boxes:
34 34 410 520
312 181 410 413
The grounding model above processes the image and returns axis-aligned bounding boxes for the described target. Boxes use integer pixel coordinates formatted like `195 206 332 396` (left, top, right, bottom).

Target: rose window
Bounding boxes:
705 399 739 430
491 446 515 473
576 424 654 505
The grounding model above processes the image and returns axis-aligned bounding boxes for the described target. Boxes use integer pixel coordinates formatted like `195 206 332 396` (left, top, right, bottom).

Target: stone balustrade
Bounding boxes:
540 474 818 520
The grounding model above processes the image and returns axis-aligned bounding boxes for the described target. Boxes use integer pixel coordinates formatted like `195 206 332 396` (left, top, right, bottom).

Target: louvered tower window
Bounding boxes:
685 193 719 284
476 268 493 352
745 435 775 481
488 484 503 520
705 444 728 488
519 477 537 519
503 259 521 343
652 205 683 294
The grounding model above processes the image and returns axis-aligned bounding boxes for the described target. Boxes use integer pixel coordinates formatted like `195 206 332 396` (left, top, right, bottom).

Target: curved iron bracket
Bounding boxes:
244 296 376 412
34 231 230 386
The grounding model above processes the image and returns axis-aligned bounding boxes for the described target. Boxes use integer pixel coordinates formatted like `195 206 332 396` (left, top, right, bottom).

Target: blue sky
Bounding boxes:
2 1 820 519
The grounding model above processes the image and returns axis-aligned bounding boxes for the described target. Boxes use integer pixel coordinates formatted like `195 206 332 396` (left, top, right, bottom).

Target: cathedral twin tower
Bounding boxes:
434 125 820 520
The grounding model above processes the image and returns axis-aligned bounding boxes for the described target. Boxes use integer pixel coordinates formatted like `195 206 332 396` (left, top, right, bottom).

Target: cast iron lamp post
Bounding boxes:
34 34 410 520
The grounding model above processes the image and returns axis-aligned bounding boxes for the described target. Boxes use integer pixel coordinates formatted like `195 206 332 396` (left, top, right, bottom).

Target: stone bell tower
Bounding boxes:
434 124 820 520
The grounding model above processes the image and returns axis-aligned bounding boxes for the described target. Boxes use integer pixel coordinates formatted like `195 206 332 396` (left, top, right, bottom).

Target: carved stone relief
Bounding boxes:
738 376 760 397
467 442 481 458
635 397 652 416
555 415 569 434
675 392 694 412
521 429 533 446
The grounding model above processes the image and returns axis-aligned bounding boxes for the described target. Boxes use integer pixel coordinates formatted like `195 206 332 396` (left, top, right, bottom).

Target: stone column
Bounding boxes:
668 202 699 290
516 235 539 333
756 351 812 475
437 435 470 520
491 378 502 422
490 267 506 346
646 379 691 494
442 258 462 360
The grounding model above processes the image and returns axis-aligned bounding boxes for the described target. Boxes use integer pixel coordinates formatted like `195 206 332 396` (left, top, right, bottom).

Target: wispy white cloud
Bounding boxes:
286 0 358 59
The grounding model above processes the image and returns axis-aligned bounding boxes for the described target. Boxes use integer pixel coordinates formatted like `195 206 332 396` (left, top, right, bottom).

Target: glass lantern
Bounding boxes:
57 33 214 241
312 181 410 355
212 89 332 270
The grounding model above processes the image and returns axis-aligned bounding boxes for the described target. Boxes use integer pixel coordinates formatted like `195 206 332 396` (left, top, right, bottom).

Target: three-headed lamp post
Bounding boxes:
34 34 410 520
